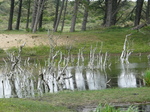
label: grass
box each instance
[144,70,150,86]
[0,87,150,112]
[96,104,121,112]
[0,27,149,57]
[33,87,150,111]
[0,98,71,112]
[54,27,148,53]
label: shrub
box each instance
[144,70,150,86]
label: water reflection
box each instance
[65,67,107,91]
[118,63,137,88]
[0,55,149,98]
[140,104,150,112]
[0,75,11,98]
[86,69,106,90]
[118,72,137,88]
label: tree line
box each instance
[1,0,150,33]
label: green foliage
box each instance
[96,104,120,112]
[38,28,47,32]
[43,16,54,21]
[0,48,4,53]
[144,70,150,86]
[142,25,150,32]
[26,28,31,32]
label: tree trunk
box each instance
[103,0,108,26]
[26,0,31,29]
[54,0,65,32]
[61,0,68,32]
[81,0,90,31]
[38,9,43,29]
[31,0,38,30]
[32,0,45,33]
[53,0,60,29]
[105,0,113,27]
[16,0,23,30]
[134,0,144,26]
[111,0,118,25]
[146,0,150,24]
[8,0,15,30]
[70,0,79,32]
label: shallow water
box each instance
[79,103,150,112]
[0,54,149,98]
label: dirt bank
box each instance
[0,34,50,50]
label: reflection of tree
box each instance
[75,67,86,90]
[119,54,137,88]
[86,69,106,90]
[119,34,136,88]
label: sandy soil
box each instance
[0,34,51,50]
[0,33,96,50]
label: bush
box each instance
[144,70,150,86]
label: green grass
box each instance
[0,87,150,111]
[33,87,150,110]
[96,104,120,112]
[0,27,149,57]
[0,98,71,112]
[144,70,150,86]
[55,27,150,54]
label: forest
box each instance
[0,0,150,33]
